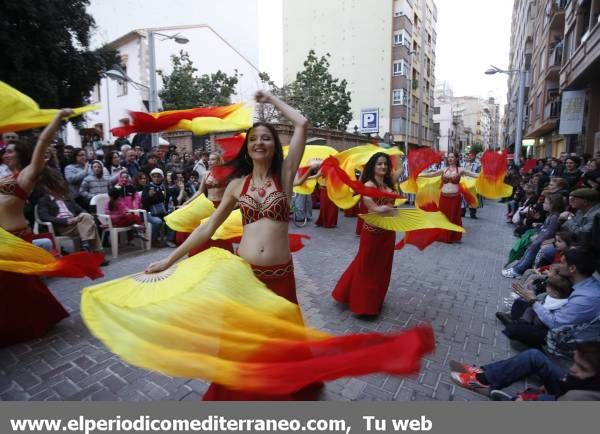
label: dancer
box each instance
[0,110,72,346]
[420,151,479,243]
[332,152,398,316]
[146,90,320,400]
[315,182,338,228]
[176,151,234,255]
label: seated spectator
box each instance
[79,160,112,204]
[188,170,200,194]
[140,153,164,175]
[0,145,11,178]
[449,341,600,400]
[541,177,569,200]
[104,186,145,237]
[503,193,565,278]
[582,158,600,190]
[165,153,183,174]
[104,151,123,179]
[36,170,104,256]
[496,275,573,348]
[512,247,600,331]
[141,168,169,247]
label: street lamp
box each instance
[147,31,189,147]
[485,64,526,166]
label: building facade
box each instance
[281,0,437,147]
[505,0,600,159]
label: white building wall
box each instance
[434,102,452,153]
[282,0,393,133]
[79,26,262,145]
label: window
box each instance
[393,29,411,47]
[433,106,441,115]
[393,60,407,76]
[117,56,128,97]
[391,117,408,134]
[392,88,407,105]
[91,83,101,103]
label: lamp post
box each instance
[485,65,526,166]
[147,31,189,147]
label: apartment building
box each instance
[506,0,600,158]
[282,0,437,147]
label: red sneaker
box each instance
[450,371,490,394]
[448,360,483,374]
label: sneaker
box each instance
[165,241,177,248]
[495,311,512,326]
[501,268,520,278]
[450,371,490,394]
[490,389,514,401]
[448,360,483,374]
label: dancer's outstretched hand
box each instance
[146,258,171,274]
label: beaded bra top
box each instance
[0,172,28,201]
[204,173,223,189]
[442,168,461,184]
[238,175,290,225]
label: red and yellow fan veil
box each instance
[0,228,104,279]
[0,81,98,133]
[81,248,434,394]
[283,145,338,195]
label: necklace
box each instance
[250,176,272,197]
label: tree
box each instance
[254,72,282,123]
[0,0,119,108]
[285,50,352,131]
[158,51,239,110]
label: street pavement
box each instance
[1,200,532,401]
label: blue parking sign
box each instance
[361,108,379,133]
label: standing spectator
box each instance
[462,151,482,218]
[121,149,140,179]
[0,146,11,178]
[165,152,183,174]
[64,148,91,204]
[79,160,112,204]
[188,170,200,194]
[193,152,209,180]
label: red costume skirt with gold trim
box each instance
[0,229,69,347]
[436,193,462,244]
[332,224,396,315]
[315,188,338,228]
[202,258,322,401]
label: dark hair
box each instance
[546,274,573,298]
[360,152,395,191]
[226,122,284,179]
[69,148,86,165]
[575,342,600,373]
[39,167,70,198]
[565,156,581,167]
[190,170,199,178]
[563,247,599,277]
[555,231,580,247]
[104,150,120,168]
[545,193,566,214]
[446,151,460,167]
[13,139,34,169]
[108,186,121,211]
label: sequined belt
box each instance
[251,259,294,279]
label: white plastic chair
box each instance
[33,205,80,252]
[90,193,151,258]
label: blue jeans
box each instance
[146,215,163,241]
[513,241,541,274]
[483,349,565,394]
[293,194,312,221]
[536,245,556,267]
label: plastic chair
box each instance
[90,193,151,258]
[33,205,80,252]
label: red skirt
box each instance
[315,188,338,228]
[344,202,360,217]
[0,229,69,347]
[203,258,321,401]
[332,225,396,315]
[436,193,462,243]
[355,202,368,235]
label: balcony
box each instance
[543,100,561,120]
[545,43,562,79]
[525,100,560,138]
[547,0,566,31]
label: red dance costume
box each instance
[203,175,321,401]
[315,187,338,228]
[436,169,462,244]
[0,174,69,347]
[355,202,368,235]
[178,174,235,255]
[332,197,396,315]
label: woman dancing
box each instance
[420,151,479,243]
[0,110,72,346]
[332,152,398,316]
[146,91,320,400]
[176,151,234,255]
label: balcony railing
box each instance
[549,43,563,66]
[544,100,561,120]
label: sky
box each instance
[435,0,513,107]
[87,0,514,108]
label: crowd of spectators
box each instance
[0,132,210,252]
[450,150,600,401]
